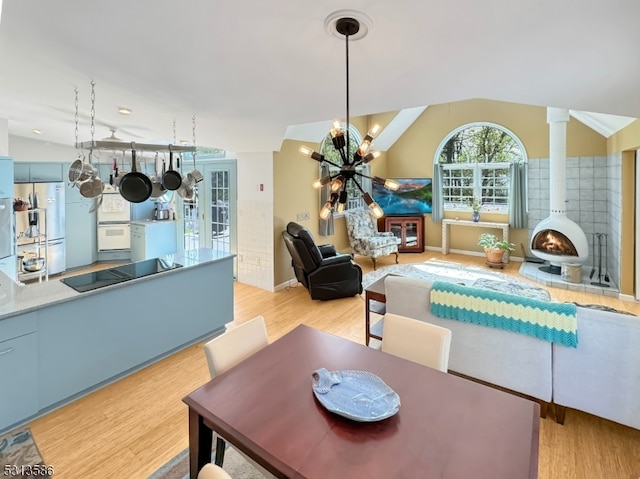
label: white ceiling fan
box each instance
[102,128,124,141]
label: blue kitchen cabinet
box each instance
[65,201,97,269]
[65,180,97,269]
[0,158,16,281]
[14,163,64,183]
[36,256,232,410]
[13,163,30,183]
[130,221,177,262]
[0,313,38,431]
[65,179,87,204]
[0,157,14,197]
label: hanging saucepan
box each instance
[177,174,195,200]
[79,174,105,198]
[188,152,203,184]
[119,145,152,203]
[68,154,95,185]
[150,153,166,199]
[78,151,104,198]
[162,147,182,191]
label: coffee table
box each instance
[183,325,540,479]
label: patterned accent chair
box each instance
[343,208,399,270]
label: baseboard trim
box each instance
[274,278,300,291]
[427,246,524,263]
[618,293,637,303]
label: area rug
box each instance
[362,258,550,300]
[148,444,264,479]
[0,428,48,478]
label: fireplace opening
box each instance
[531,229,578,256]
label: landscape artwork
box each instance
[372,178,433,215]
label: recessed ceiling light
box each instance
[32,129,42,135]
[118,107,132,115]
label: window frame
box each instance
[318,124,371,215]
[435,122,527,214]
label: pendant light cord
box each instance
[345,29,350,165]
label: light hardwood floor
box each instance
[26,251,640,478]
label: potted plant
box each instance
[13,198,29,211]
[477,233,515,266]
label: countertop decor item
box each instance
[13,198,29,211]
[311,367,400,422]
[299,14,399,219]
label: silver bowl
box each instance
[23,257,45,272]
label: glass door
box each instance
[405,221,418,248]
[178,160,237,274]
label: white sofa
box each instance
[552,306,640,429]
[383,275,640,429]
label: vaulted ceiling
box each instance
[0,1,638,153]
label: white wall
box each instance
[236,151,274,290]
[0,119,8,156]
[9,135,76,162]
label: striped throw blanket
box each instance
[430,281,578,347]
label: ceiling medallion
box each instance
[324,9,373,41]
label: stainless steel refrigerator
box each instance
[14,182,66,277]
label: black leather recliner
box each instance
[282,222,363,300]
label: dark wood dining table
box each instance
[183,324,540,479]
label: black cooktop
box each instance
[61,258,183,292]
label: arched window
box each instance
[435,122,526,213]
[318,124,371,212]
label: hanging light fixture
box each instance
[300,15,398,220]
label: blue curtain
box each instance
[431,164,444,222]
[508,162,527,228]
[318,164,334,235]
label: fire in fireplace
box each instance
[532,229,578,256]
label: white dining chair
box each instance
[203,315,274,478]
[198,463,232,479]
[204,315,269,378]
[381,313,452,372]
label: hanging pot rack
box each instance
[77,139,196,153]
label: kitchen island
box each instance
[0,248,234,433]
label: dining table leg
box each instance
[188,407,213,479]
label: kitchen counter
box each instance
[0,248,231,321]
[129,219,177,225]
[0,248,234,433]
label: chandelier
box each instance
[299,15,398,220]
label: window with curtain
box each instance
[436,123,526,213]
[318,124,371,212]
